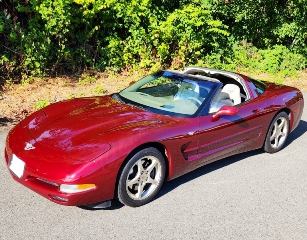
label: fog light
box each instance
[60,184,96,193]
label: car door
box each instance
[194,97,266,168]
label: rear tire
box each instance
[264,112,289,153]
[117,147,166,207]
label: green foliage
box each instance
[34,98,50,110]
[77,92,85,97]
[78,74,97,85]
[230,43,306,76]
[149,4,229,68]
[215,0,307,51]
[21,75,34,85]
[1,0,228,78]
[1,0,307,81]
[93,85,107,95]
[67,93,75,99]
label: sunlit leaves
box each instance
[1,0,307,79]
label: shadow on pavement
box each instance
[0,117,12,126]
[78,200,124,211]
[156,149,263,201]
[285,120,307,146]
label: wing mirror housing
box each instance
[212,106,238,121]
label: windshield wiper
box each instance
[113,93,148,111]
[126,103,147,111]
[112,93,125,103]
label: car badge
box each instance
[24,142,35,150]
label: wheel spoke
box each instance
[272,136,278,147]
[147,177,158,185]
[279,132,286,137]
[126,160,144,187]
[145,158,158,173]
[277,118,285,130]
[270,124,277,141]
[137,160,145,174]
[127,175,140,187]
[270,132,277,141]
[135,182,145,199]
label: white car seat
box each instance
[209,84,241,113]
[221,84,241,105]
[209,91,234,113]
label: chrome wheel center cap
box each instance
[141,173,148,181]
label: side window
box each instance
[250,78,266,97]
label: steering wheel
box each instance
[187,97,202,106]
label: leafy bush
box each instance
[0,0,229,79]
[0,0,306,82]
[230,43,306,75]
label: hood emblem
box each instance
[25,142,35,150]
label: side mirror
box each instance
[212,106,238,121]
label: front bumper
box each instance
[4,125,118,206]
[5,148,106,206]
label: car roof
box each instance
[180,66,251,100]
[165,69,221,83]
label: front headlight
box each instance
[68,143,111,162]
[60,184,96,193]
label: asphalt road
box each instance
[1,94,307,240]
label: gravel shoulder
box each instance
[1,70,307,131]
[0,71,144,131]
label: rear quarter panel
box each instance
[261,83,303,133]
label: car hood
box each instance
[21,95,177,162]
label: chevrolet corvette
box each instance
[4,66,304,208]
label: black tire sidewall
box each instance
[117,147,166,207]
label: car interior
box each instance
[120,68,251,116]
[181,68,250,113]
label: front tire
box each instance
[117,147,166,207]
[264,112,289,153]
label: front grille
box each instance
[26,176,59,190]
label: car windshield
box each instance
[119,71,219,117]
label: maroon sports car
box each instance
[4,66,304,208]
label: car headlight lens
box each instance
[60,184,96,193]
